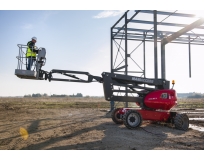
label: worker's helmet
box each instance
[31,37,37,41]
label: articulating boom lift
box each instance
[15,10,204,131]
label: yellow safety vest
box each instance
[26,42,36,57]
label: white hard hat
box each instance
[31,36,37,41]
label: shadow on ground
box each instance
[20,118,188,150]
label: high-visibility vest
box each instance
[26,42,36,57]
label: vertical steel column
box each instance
[110,28,114,111]
[143,32,146,87]
[143,32,146,78]
[154,10,158,80]
[189,36,191,78]
[125,12,128,108]
[161,41,166,79]
[111,28,113,73]
[125,12,128,76]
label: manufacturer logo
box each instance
[132,77,154,83]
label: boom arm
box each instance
[40,69,103,83]
[39,69,170,103]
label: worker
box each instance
[26,37,38,70]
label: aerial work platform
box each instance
[15,44,46,80]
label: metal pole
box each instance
[143,32,146,87]
[189,36,191,78]
[110,28,114,111]
[125,12,128,108]
[111,28,113,73]
[161,41,166,79]
[154,10,158,79]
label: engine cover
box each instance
[144,89,177,110]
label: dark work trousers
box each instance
[27,57,36,70]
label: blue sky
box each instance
[0,10,126,96]
[0,8,204,96]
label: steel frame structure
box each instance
[111,10,204,107]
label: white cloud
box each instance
[93,10,125,19]
[21,23,33,29]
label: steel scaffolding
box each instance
[110,10,204,108]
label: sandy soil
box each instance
[0,106,203,150]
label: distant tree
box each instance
[32,93,42,97]
[187,93,204,98]
[76,93,83,97]
[51,94,67,97]
[69,93,83,97]
[24,94,31,97]
[43,93,48,97]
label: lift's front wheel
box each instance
[174,113,189,131]
[111,108,123,124]
[123,110,142,129]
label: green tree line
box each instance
[24,93,83,97]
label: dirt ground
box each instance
[0,98,204,150]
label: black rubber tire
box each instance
[123,110,142,129]
[111,108,123,124]
[174,113,189,131]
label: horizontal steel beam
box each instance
[113,32,144,36]
[162,18,204,45]
[137,10,197,18]
[129,19,204,29]
[114,35,204,43]
[115,33,204,42]
[113,27,204,37]
[114,38,204,45]
[114,35,155,39]
[172,38,204,43]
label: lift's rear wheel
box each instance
[111,108,123,124]
[123,110,142,129]
[174,113,189,131]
